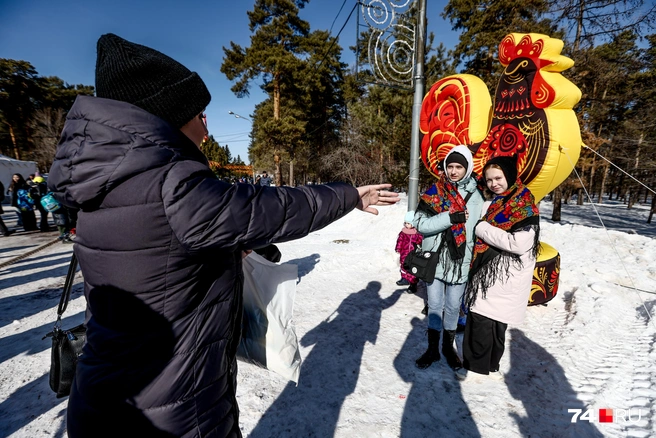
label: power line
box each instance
[213,139,250,143]
[314,2,358,74]
[304,2,358,137]
[210,130,251,136]
[329,0,350,35]
[214,134,251,141]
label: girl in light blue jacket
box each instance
[407,145,484,370]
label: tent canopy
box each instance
[0,154,38,193]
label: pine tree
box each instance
[0,60,42,159]
[549,0,656,51]
[0,59,93,163]
[442,0,558,87]
[221,0,310,186]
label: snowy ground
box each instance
[0,195,655,438]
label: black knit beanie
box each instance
[445,151,468,169]
[95,33,211,129]
[483,155,518,186]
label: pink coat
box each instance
[470,221,536,325]
[395,228,423,282]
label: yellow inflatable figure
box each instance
[420,33,582,305]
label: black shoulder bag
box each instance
[403,190,475,282]
[42,253,86,398]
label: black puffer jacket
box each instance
[48,96,359,437]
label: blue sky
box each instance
[0,0,457,163]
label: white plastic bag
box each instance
[237,252,301,383]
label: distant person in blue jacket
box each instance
[258,170,272,186]
[48,33,399,438]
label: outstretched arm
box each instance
[356,184,400,215]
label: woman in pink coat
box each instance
[459,155,540,378]
[395,218,423,293]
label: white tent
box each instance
[0,154,38,194]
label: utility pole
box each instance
[228,111,254,181]
[407,0,426,211]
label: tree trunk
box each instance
[589,154,597,201]
[627,133,642,209]
[289,159,294,187]
[551,186,562,222]
[648,194,655,224]
[577,164,585,205]
[379,147,384,184]
[273,76,282,187]
[597,141,614,203]
[574,0,584,51]
[9,124,21,160]
[273,152,281,186]
[617,173,626,202]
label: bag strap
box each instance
[56,253,78,321]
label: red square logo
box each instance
[599,408,613,423]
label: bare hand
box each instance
[356,184,400,215]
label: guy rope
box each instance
[565,145,656,326]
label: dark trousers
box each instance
[0,216,9,235]
[462,311,507,375]
[20,209,37,231]
[35,203,49,231]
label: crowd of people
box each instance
[1,172,77,242]
[0,169,278,241]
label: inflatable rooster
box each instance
[419,33,583,305]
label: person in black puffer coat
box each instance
[48,33,399,438]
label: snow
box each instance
[0,194,655,437]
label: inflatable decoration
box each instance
[420,74,492,176]
[420,33,582,305]
[531,242,560,305]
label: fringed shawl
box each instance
[465,181,540,308]
[418,173,473,280]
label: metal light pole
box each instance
[407,0,427,211]
[228,110,251,122]
[227,111,254,180]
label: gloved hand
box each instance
[450,211,467,224]
[404,211,416,223]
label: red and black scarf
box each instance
[417,173,473,279]
[465,180,540,308]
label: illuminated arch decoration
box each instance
[419,33,583,305]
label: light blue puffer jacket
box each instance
[409,175,484,284]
